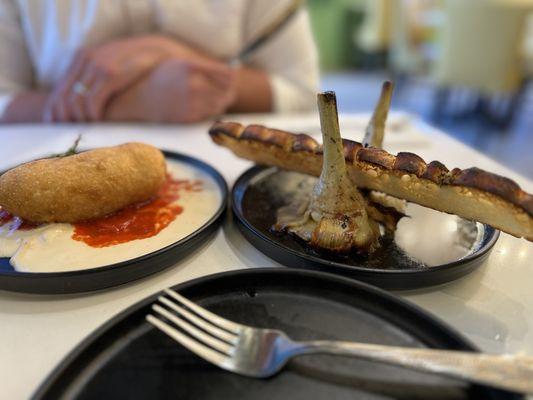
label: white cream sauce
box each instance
[394,203,483,266]
[0,160,222,273]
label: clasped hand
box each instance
[43,35,236,123]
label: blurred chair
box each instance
[308,0,366,70]
[389,0,441,78]
[432,0,533,127]
[525,14,533,77]
[354,0,393,68]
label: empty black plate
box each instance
[34,269,518,400]
[0,151,227,295]
[232,167,499,290]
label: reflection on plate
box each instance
[395,203,484,266]
[232,167,499,290]
[0,151,227,294]
[34,269,519,400]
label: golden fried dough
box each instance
[0,143,166,223]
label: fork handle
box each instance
[292,341,533,394]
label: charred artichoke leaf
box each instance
[367,190,406,215]
[363,196,405,233]
[362,81,394,149]
[362,80,408,216]
[276,195,310,229]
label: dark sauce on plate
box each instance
[241,169,482,271]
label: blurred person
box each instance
[0,0,319,124]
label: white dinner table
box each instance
[1,113,532,400]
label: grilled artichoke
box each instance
[274,91,383,253]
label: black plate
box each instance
[33,269,518,400]
[232,166,499,290]
[0,151,228,295]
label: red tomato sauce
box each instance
[72,175,203,248]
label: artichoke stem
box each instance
[362,80,394,149]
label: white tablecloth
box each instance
[1,113,532,399]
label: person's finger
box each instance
[68,70,97,122]
[210,94,232,115]
[86,69,136,121]
[47,88,69,122]
[53,100,70,123]
[205,84,234,113]
[86,54,160,121]
[190,59,232,76]
[188,72,232,119]
[76,64,109,121]
[49,96,65,122]
[61,49,92,99]
[45,87,72,123]
[193,73,230,100]
[42,97,55,123]
[85,78,114,121]
[192,92,226,121]
[189,61,233,87]
[50,49,93,122]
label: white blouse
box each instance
[0,0,319,116]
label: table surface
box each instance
[1,113,532,400]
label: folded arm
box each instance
[0,0,43,123]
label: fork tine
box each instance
[158,296,238,344]
[146,314,233,370]
[164,289,241,333]
[152,304,234,355]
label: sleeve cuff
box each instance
[269,74,316,113]
[0,93,14,120]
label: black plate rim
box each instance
[32,268,519,400]
[232,166,499,279]
[0,150,228,291]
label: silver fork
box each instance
[146,289,533,394]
